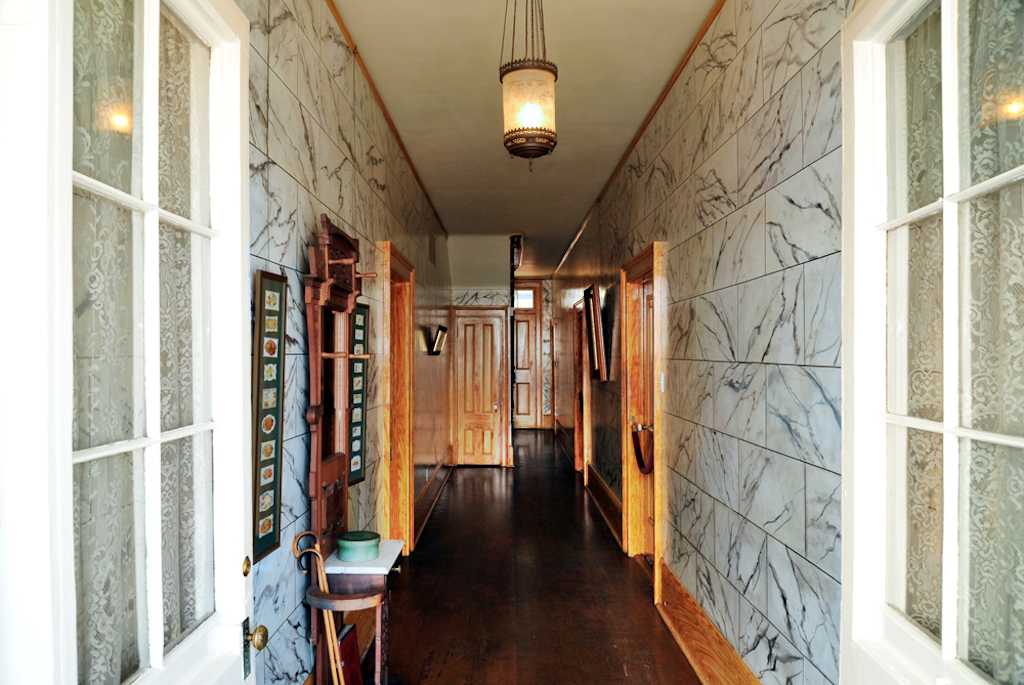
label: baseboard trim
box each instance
[414,452,455,547]
[585,465,623,548]
[656,561,759,685]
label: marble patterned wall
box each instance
[553,0,844,682]
[240,0,452,680]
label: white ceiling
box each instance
[334,0,717,277]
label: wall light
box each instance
[499,0,557,159]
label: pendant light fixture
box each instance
[499,0,557,159]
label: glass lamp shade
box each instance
[501,67,556,158]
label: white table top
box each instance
[323,539,404,575]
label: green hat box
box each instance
[336,531,381,562]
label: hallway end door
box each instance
[513,281,544,429]
[455,308,509,466]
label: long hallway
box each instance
[382,430,699,684]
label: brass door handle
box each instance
[246,624,268,651]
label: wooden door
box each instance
[456,309,508,466]
[573,306,587,472]
[513,310,542,428]
[641,277,655,558]
[386,244,414,552]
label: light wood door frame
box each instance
[380,242,415,553]
[574,301,591,478]
[454,307,510,466]
[621,243,665,598]
[512,280,544,428]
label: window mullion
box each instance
[939,0,962,663]
[140,0,165,666]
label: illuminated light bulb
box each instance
[109,112,131,132]
[1005,101,1024,119]
[518,103,544,128]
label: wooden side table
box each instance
[305,540,404,685]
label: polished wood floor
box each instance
[375,429,701,685]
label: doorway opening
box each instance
[512,280,545,429]
[621,244,662,589]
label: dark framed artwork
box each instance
[252,270,287,562]
[348,303,369,485]
[583,285,607,381]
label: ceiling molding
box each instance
[323,0,450,237]
[553,0,727,275]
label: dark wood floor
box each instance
[375,429,700,685]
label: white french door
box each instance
[844,0,1024,684]
[65,0,251,680]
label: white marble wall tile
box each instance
[761,0,844,99]
[297,37,338,139]
[643,154,678,220]
[697,553,741,644]
[716,504,768,612]
[674,58,698,123]
[315,124,354,224]
[737,76,804,206]
[250,47,269,154]
[739,443,805,553]
[666,300,697,360]
[804,254,841,366]
[250,146,271,258]
[253,537,296,635]
[451,289,511,307]
[766,147,841,270]
[696,289,740,362]
[738,597,805,685]
[714,197,767,289]
[317,4,353,103]
[803,659,831,685]
[692,0,738,99]
[766,365,841,472]
[265,162,301,270]
[664,518,700,592]
[668,472,716,558]
[279,433,309,527]
[289,0,316,48]
[282,353,309,441]
[667,231,714,302]
[714,362,767,444]
[719,33,763,147]
[264,605,313,685]
[661,412,701,481]
[281,267,308,355]
[801,35,841,165]
[268,0,298,91]
[663,359,714,426]
[680,88,719,178]
[697,430,739,509]
[268,72,317,194]
[766,537,841,682]
[805,464,841,580]
[739,266,804,364]
[694,134,738,228]
[736,0,778,49]
[238,0,269,60]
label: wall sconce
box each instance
[428,326,448,356]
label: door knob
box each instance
[246,624,269,652]
[493,404,499,413]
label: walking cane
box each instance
[295,531,346,685]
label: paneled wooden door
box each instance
[455,308,508,466]
[513,281,543,428]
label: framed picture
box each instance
[252,271,287,562]
[348,303,369,484]
[583,285,607,381]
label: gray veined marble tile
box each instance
[718,32,763,148]
[697,552,741,644]
[674,58,698,124]
[803,659,832,685]
[761,0,844,100]
[663,518,700,594]
[250,146,271,259]
[804,253,841,367]
[738,596,805,685]
[268,70,317,195]
[693,134,738,228]
[666,299,697,360]
[737,76,804,206]
[714,362,767,444]
[739,267,804,364]
[268,0,298,92]
[663,359,714,426]
[253,541,296,636]
[805,465,841,580]
[279,433,310,528]
[766,365,841,472]
[669,472,716,559]
[716,504,769,612]
[766,536,841,683]
[643,153,677,220]
[667,232,713,303]
[695,288,740,362]
[239,0,270,61]
[801,34,841,165]
[250,47,269,154]
[282,353,309,442]
[264,605,313,685]
[317,0,353,95]
[766,147,841,271]
[679,88,718,178]
[289,0,317,48]
[661,412,701,481]
[297,36,339,138]
[315,124,354,225]
[282,266,308,355]
[736,0,778,50]
[739,443,805,553]
[696,429,740,509]
[265,162,300,270]
[714,196,767,289]
[692,0,738,100]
